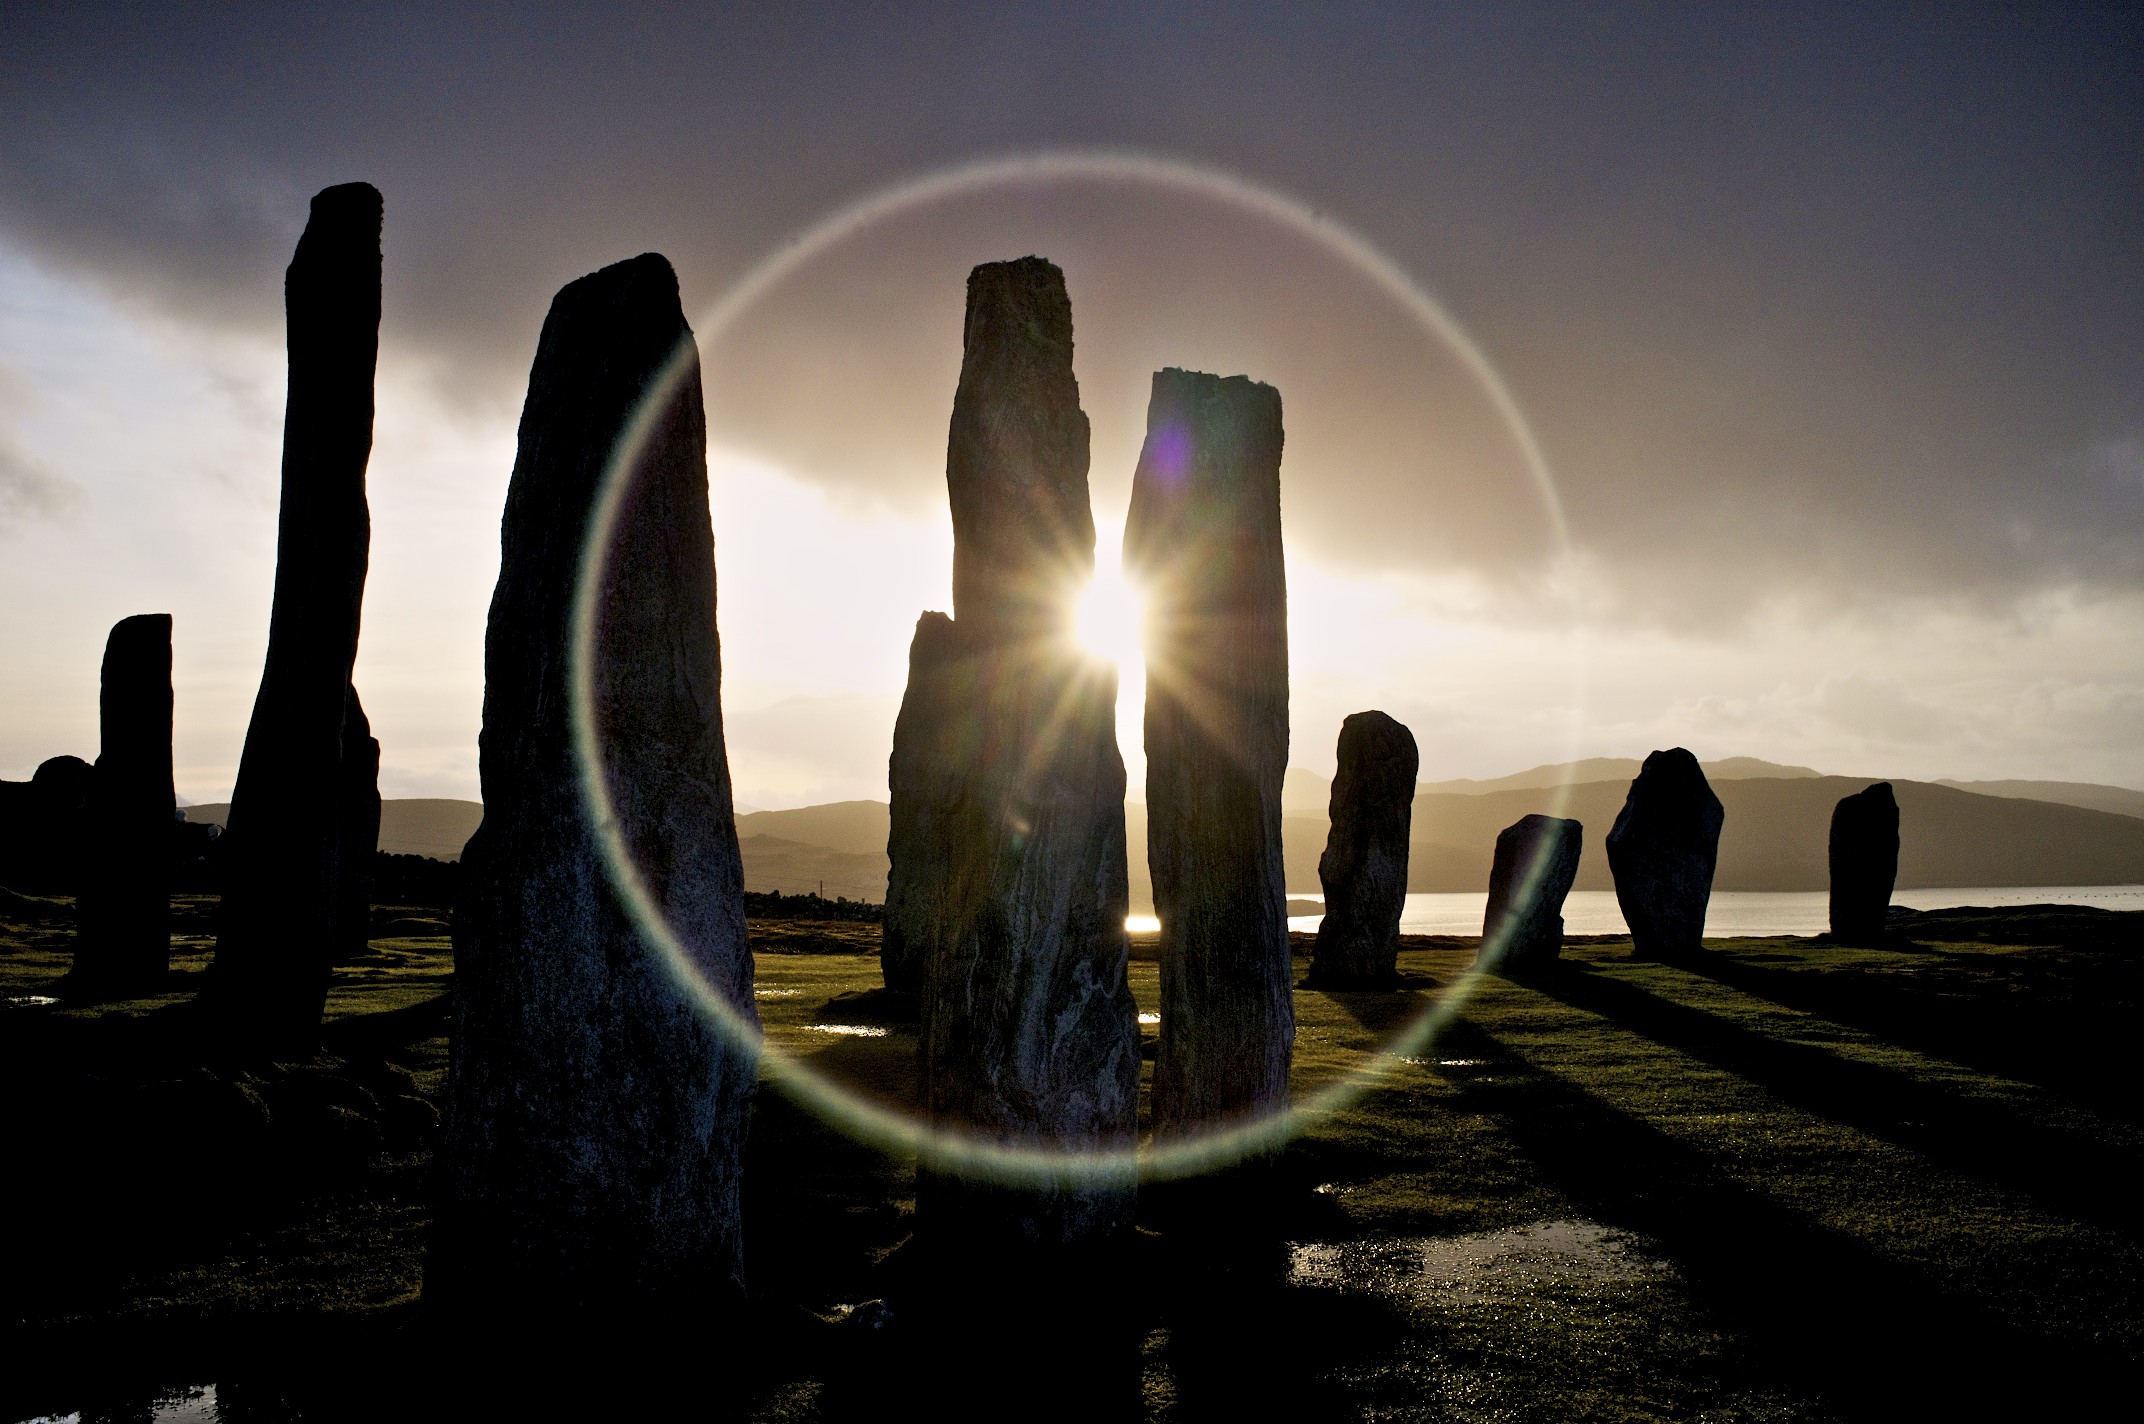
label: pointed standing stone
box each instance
[1829,782,1899,944]
[1481,814,1582,977]
[209,182,380,1050]
[433,253,757,1318]
[917,257,1139,1283]
[882,610,966,995]
[1605,748,1723,960]
[1307,711,1417,988]
[333,687,381,964]
[72,613,176,996]
[1125,367,1292,1136]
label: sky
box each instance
[0,3,2138,807]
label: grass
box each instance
[1,897,2139,1420]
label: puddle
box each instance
[807,1024,889,1038]
[17,1384,217,1423]
[6,995,59,1007]
[754,987,799,998]
[1289,1220,1668,1305]
[1138,1012,1160,1025]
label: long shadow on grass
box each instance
[1437,1014,2128,1418]
[1533,964,2144,1233]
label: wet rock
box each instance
[1308,712,1418,988]
[1124,367,1292,1135]
[1481,815,1583,977]
[332,687,381,965]
[72,614,176,996]
[210,183,382,1053]
[918,257,1139,1282]
[1829,782,1900,944]
[435,252,757,1319]
[1605,749,1723,960]
[882,610,966,994]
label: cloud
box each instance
[0,428,79,525]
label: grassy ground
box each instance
[2,897,2140,1420]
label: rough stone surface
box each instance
[333,687,381,965]
[210,182,380,1050]
[1481,814,1583,977]
[434,252,757,1318]
[882,610,966,995]
[918,257,1139,1272]
[72,614,176,995]
[1125,367,1292,1136]
[1606,748,1724,959]
[1308,711,1417,988]
[1829,782,1900,943]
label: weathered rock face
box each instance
[1829,782,1900,944]
[1605,748,1724,959]
[1125,367,1292,1135]
[1481,814,1583,977]
[918,257,1139,1272]
[1308,711,1417,988]
[882,610,967,995]
[333,687,381,965]
[72,613,176,995]
[434,252,757,1318]
[210,182,381,1050]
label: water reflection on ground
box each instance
[17,1383,217,1423]
[1289,1218,1671,1306]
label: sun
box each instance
[1072,533,1145,675]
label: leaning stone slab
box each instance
[1480,814,1582,977]
[1829,782,1899,944]
[72,613,176,996]
[1125,366,1292,1136]
[1307,711,1417,988]
[882,610,966,995]
[1605,748,1723,960]
[434,252,757,1319]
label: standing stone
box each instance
[1125,367,1292,1136]
[1480,815,1582,977]
[1605,748,1723,960]
[433,253,757,1320]
[1307,711,1417,988]
[1829,782,1899,944]
[71,614,176,996]
[882,610,966,995]
[332,687,381,964]
[0,757,93,893]
[918,258,1139,1286]
[209,182,380,1051]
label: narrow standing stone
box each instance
[1307,711,1417,988]
[882,610,966,995]
[1829,782,1899,944]
[1605,748,1723,960]
[72,613,176,996]
[332,687,380,964]
[433,253,757,1319]
[918,258,1139,1285]
[209,182,380,1051]
[1481,814,1582,977]
[1125,367,1291,1136]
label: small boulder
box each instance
[1480,815,1582,977]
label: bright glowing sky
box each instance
[1,5,2138,805]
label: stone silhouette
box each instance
[917,257,1139,1280]
[0,756,93,893]
[71,614,176,996]
[1307,711,1417,988]
[434,253,758,1319]
[1481,814,1583,977]
[882,610,965,995]
[333,687,381,965]
[1125,367,1292,1135]
[1829,781,1900,944]
[1606,748,1724,959]
[209,182,381,1051]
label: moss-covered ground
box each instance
[2,897,2140,1420]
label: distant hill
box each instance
[185,798,483,861]
[1938,778,2144,822]
[736,833,887,901]
[1415,756,1825,797]
[734,800,888,856]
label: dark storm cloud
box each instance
[1,2,2137,618]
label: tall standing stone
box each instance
[433,253,757,1319]
[882,610,966,995]
[1829,782,1899,944]
[918,258,1139,1287]
[71,613,176,996]
[209,182,380,1050]
[1480,814,1582,977]
[1605,748,1723,960]
[1307,711,1417,988]
[332,687,381,964]
[1125,367,1292,1137]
